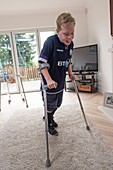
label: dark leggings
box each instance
[42,90,64,113]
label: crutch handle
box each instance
[43,85,48,90]
[43,82,58,90]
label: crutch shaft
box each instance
[40,73,51,167]
[43,87,51,167]
[6,80,11,104]
[76,89,88,125]
[15,74,28,108]
[20,77,28,108]
[73,81,90,130]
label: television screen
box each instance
[72,44,98,73]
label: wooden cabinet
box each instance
[65,72,98,93]
[110,0,113,36]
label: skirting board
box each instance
[98,106,113,121]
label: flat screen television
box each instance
[72,44,98,73]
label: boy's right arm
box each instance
[41,68,57,89]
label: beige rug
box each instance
[0,104,113,170]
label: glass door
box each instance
[0,34,18,94]
[38,28,55,51]
[0,28,56,94]
[39,31,55,51]
[12,31,40,92]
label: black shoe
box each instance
[52,119,58,128]
[43,116,58,128]
[48,124,58,136]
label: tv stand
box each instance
[65,72,98,93]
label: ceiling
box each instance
[0,0,92,16]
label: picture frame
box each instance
[103,92,113,109]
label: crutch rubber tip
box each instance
[86,125,90,130]
[45,159,51,167]
[22,98,25,102]
[8,100,11,104]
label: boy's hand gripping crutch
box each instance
[73,80,90,130]
[40,73,51,167]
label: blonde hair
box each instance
[56,12,75,31]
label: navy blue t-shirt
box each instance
[38,34,74,94]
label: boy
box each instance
[38,12,76,136]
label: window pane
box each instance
[40,31,55,50]
[0,34,18,94]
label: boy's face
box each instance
[56,22,75,46]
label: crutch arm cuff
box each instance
[38,63,50,71]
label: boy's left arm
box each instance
[68,61,76,81]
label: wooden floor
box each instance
[75,91,113,148]
[1,91,113,148]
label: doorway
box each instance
[0,28,55,94]
[12,31,40,92]
[0,33,18,94]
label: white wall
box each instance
[0,10,88,47]
[1,2,113,94]
[87,0,113,93]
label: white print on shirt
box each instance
[57,61,69,67]
[57,49,64,52]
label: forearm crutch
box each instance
[73,81,90,130]
[15,74,28,108]
[40,73,51,167]
[6,80,11,104]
